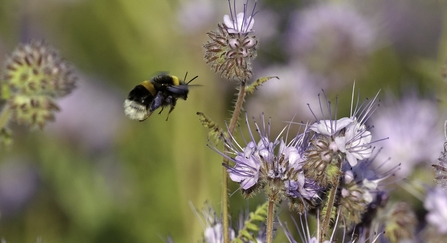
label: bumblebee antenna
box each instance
[184,71,198,84]
[187,75,198,84]
[183,72,188,83]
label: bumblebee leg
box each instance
[158,107,164,115]
[165,105,175,121]
[165,98,177,121]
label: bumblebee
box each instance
[124,73,198,121]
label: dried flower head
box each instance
[203,0,259,82]
[1,40,77,129]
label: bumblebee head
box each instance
[169,72,198,100]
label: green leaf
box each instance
[196,111,228,143]
[245,76,279,95]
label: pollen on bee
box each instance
[124,99,148,121]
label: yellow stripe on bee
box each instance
[171,76,180,86]
[141,80,156,96]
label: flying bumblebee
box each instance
[124,73,198,121]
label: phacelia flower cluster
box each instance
[303,92,378,188]
[1,40,77,129]
[338,153,394,228]
[203,0,259,82]
[212,114,321,212]
[213,89,391,222]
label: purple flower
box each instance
[372,92,445,177]
[212,113,321,206]
[425,187,447,234]
[307,88,378,167]
[228,141,262,190]
[223,0,257,34]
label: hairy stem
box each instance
[320,184,338,242]
[222,81,246,243]
[320,158,342,243]
[266,198,276,243]
[229,82,246,132]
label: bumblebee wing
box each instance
[167,84,202,94]
[167,85,189,94]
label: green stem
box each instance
[320,157,342,243]
[0,105,11,130]
[320,184,338,242]
[265,199,276,243]
[229,82,246,132]
[223,81,246,243]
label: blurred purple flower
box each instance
[47,76,124,152]
[177,0,215,33]
[287,3,376,59]
[372,92,444,178]
[246,62,329,121]
[0,158,39,217]
[424,187,447,234]
[286,3,378,88]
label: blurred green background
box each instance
[0,0,446,242]
[0,0,228,242]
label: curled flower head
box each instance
[303,88,378,187]
[1,40,77,129]
[3,40,76,97]
[211,113,321,210]
[203,0,259,81]
[338,150,395,228]
[383,202,417,242]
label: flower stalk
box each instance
[0,106,12,132]
[320,155,342,242]
[266,198,276,243]
[222,81,246,243]
[320,178,339,242]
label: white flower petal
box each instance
[345,152,358,166]
[310,117,353,135]
[223,14,233,28]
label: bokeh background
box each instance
[0,0,446,242]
